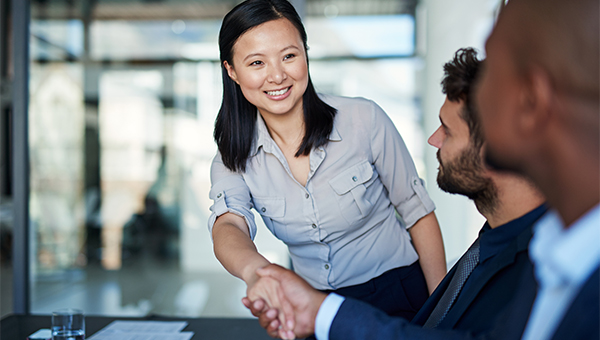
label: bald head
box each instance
[501,0,599,100]
[478,0,600,164]
[496,0,599,140]
[476,0,599,225]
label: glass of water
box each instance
[51,308,85,340]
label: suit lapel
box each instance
[438,226,532,328]
[551,266,600,340]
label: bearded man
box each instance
[412,47,546,334]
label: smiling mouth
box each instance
[265,87,290,96]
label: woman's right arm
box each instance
[210,151,268,284]
[209,154,294,333]
[212,212,270,287]
[213,212,295,335]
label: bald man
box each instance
[475,0,599,339]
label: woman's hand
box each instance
[242,297,282,337]
[246,274,296,339]
[254,265,327,339]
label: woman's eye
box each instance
[250,60,263,66]
[284,54,295,60]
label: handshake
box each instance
[242,264,328,339]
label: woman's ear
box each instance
[223,61,239,84]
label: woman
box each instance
[209,0,446,326]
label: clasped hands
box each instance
[243,264,328,339]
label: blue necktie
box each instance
[423,238,481,328]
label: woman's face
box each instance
[224,18,309,119]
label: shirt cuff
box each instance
[315,293,345,340]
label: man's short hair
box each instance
[442,48,484,148]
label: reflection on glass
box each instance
[306,15,415,58]
[90,20,221,61]
[29,62,85,274]
[31,20,83,61]
[99,69,166,269]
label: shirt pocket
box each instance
[252,196,288,241]
[329,160,377,225]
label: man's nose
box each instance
[428,126,443,148]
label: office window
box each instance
[18,0,424,318]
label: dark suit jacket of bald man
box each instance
[326,203,598,339]
[327,252,599,340]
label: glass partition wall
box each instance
[20,0,424,318]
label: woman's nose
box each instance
[267,64,287,84]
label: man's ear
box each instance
[223,61,239,84]
[479,141,496,172]
[478,140,487,160]
[518,66,553,135]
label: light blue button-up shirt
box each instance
[522,204,600,340]
[208,94,435,290]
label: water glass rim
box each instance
[52,308,84,316]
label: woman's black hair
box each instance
[215,0,337,172]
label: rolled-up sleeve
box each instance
[369,101,435,228]
[208,152,258,240]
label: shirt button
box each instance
[352,176,358,182]
[261,207,266,213]
[413,179,418,185]
[312,224,317,229]
[217,193,222,198]
[324,264,330,270]
[305,193,309,199]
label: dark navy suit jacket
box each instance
[410,208,540,334]
[549,266,599,340]
[328,262,599,340]
[327,205,599,340]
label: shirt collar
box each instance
[250,113,273,157]
[478,204,548,263]
[530,204,600,288]
[250,112,342,157]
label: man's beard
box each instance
[437,145,498,214]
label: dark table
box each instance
[1,314,273,339]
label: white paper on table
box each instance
[87,330,194,340]
[96,320,188,332]
[86,321,193,340]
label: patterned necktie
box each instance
[423,238,481,328]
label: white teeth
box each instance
[266,87,289,96]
